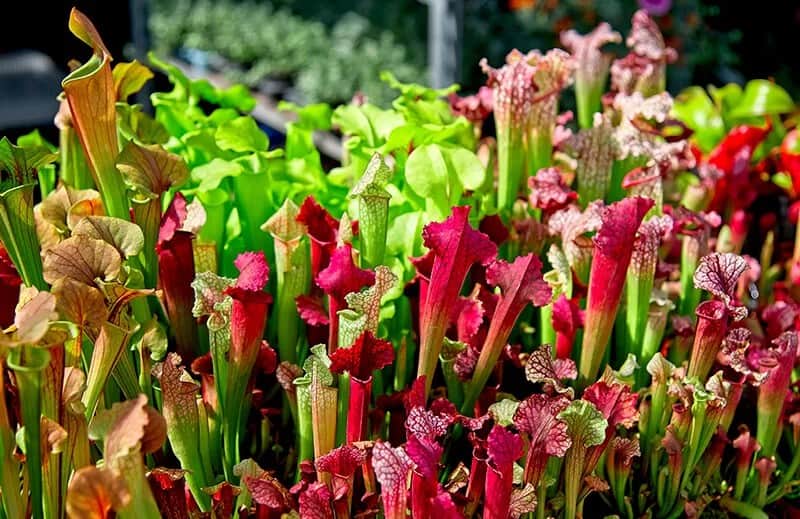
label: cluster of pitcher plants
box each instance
[1,7,800,519]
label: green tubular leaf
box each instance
[349,153,392,269]
[7,344,51,519]
[558,399,607,449]
[440,337,466,407]
[559,399,607,519]
[154,354,213,511]
[88,395,163,519]
[62,11,129,221]
[0,359,24,519]
[59,126,94,190]
[0,184,46,289]
[82,322,132,418]
[338,266,397,348]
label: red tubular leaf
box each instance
[298,482,334,519]
[407,436,444,480]
[316,444,367,478]
[582,381,639,429]
[406,407,452,441]
[226,287,271,369]
[297,196,339,278]
[147,469,190,519]
[317,245,375,351]
[732,425,760,472]
[204,482,239,519]
[346,376,372,443]
[514,393,572,486]
[372,441,413,519]
[487,425,523,467]
[157,194,198,362]
[687,300,729,380]
[465,254,550,412]
[329,330,394,380]
[484,425,523,519]
[234,251,270,291]
[594,196,654,259]
[524,343,577,394]
[0,245,21,328]
[316,244,375,301]
[693,252,749,307]
[580,196,652,384]
[552,295,584,359]
[419,206,497,393]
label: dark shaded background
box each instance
[1,2,133,71]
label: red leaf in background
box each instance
[761,301,799,340]
[449,86,494,126]
[708,123,772,176]
[0,245,21,327]
[296,294,330,326]
[707,122,771,211]
[780,128,800,193]
[528,167,577,212]
[479,214,510,247]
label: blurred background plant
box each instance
[149,0,743,107]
